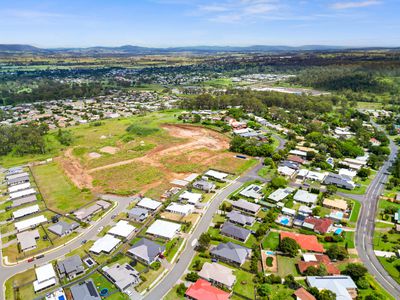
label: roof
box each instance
[323,199,348,211]
[11,194,37,207]
[280,231,324,252]
[8,182,31,193]
[137,198,162,210]
[226,211,255,225]
[74,202,105,220]
[220,222,251,241]
[193,180,215,190]
[57,255,84,275]
[198,262,236,288]
[12,204,39,219]
[282,207,296,216]
[185,279,230,300]
[70,279,101,300]
[128,207,148,217]
[103,263,139,291]
[17,229,39,250]
[90,234,121,254]
[239,184,263,199]
[304,217,333,234]
[289,149,307,157]
[268,187,295,202]
[179,191,202,204]
[6,172,29,181]
[298,254,340,275]
[293,287,317,300]
[232,199,261,213]
[48,221,78,236]
[128,238,165,263]
[146,220,181,239]
[307,276,357,300]
[211,242,251,265]
[288,155,305,164]
[108,220,136,238]
[294,190,318,204]
[15,215,47,232]
[35,263,56,282]
[166,202,194,215]
[278,166,296,176]
[9,188,36,200]
[205,170,228,180]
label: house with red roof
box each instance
[287,155,305,164]
[297,254,340,275]
[280,231,324,253]
[302,217,333,234]
[293,287,316,300]
[185,279,230,300]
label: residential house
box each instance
[210,242,252,266]
[17,229,40,252]
[323,199,348,212]
[102,263,140,291]
[198,262,236,289]
[204,170,228,181]
[136,198,162,211]
[165,202,194,216]
[33,264,57,292]
[48,221,79,237]
[70,279,101,300]
[90,234,121,255]
[278,166,296,177]
[268,187,295,203]
[128,238,165,265]
[146,220,181,240]
[226,211,255,227]
[179,191,202,205]
[306,276,358,300]
[193,180,216,192]
[280,232,324,253]
[57,255,85,280]
[185,279,230,300]
[220,222,251,242]
[293,287,316,300]
[302,217,333,234]
[324,173,355,190]
[297,254,340,275]
[288,155,305,165]
[108,220,136,239]
[239,184,263,199]
[127,207,148,222]
[231,199,261,215]
[293,190,318,205]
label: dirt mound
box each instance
[100,146,119,154]
[58,148,93,189]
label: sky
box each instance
[0,0,399,48]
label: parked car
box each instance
[97,226,104,232]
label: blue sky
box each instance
[0,0,399,47]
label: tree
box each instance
[365,292,385,300]
[176,283,186,296]
[343,263,368,281]
[257,284,271,297]
[270,176,287,189]
[197,233,211,252]
[192,114,201,123]
[185,272,200,282]
[317,289,336,300]
[326,185,338,195]
[326,244,348,261]
[312,207,321,216]
[280,237,300,257]
[357,167,371,179]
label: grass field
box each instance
[32,162,93,213]
[5,268,36,300]
[277,255,300,277]
[262,231,280,250]
[349,200,361,223]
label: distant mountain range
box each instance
[0,44,398,55]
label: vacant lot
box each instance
[32,161,93,213]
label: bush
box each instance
[279,237,300,257]
[186,272,200,282]
[176,283,186,296]
[266,257,273,267]
[356,277,370,289]
[126,124,159,136]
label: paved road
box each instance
[355,125,400,298]
[144,161,263,300]
[0,195,133,299]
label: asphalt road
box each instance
[144,161,263,300]
[355,127,400,298]
[0,195,133,299]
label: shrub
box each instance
[266,257,273,267]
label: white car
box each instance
[97,226,104,232]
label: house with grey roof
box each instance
[17,229,40,252]
[127,238,165,265]
[220,222,251,242]
[48,221,79,236]
[324,173,355,190]
[193,180,216,193]
[306,276,358,300]
[6,172,30,186]
[210,242,251,266]
[226,211,255,226]
[127,207,148,222]
[57,255,85,280]
[231,199,261,215]
[102,263,140,291]
[70,279,101,300]
[239,184,263,199]
[11,194,37,208]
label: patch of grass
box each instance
[233,269,255,299]
[378,257,400,285]
[31,162,93,213]
[164,285,185,300]
[89,271,129,300]
[262,231,280,250]
[277,255,300,277]
[349,200,361,223]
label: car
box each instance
[111,214,117,219]
[81,239,87,244]
[211,258,218,262]
[36,254,44,259]
[27,258,34,263]
[97,226,104,232]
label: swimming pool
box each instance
[280,218,289,225]
[334,228,343,235]
[58,296,65,300]
[265,250,275,255]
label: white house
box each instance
[166,203,194,216]
[33,264,57,292]
[146,220,181,239]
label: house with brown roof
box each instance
[302,217,333,234]
[293,287,316,300]
[297,254,340,275]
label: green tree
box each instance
[317,289,336,300]
[326,244,348,261]
[185,272,200,282]
[257,284,271,297]
[343,263,368,281]
[279,237,300,257]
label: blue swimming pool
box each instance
[265,250,275,255]
[334,228,343,235]
[280,218,289,225]
[58,296,65,300]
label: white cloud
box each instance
[331,0,381,10]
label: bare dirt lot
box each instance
[59,124,250,197]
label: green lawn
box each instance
[378,257,400,285]
[164,285,185,300]
[262,231,280,250]
[89,271,129,300]
[31,162,93,213]
[277,255,300,277]
[233,269,255,299]
[349,200,361,223]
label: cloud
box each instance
[331,0,381,10]
[3,9,73,19]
